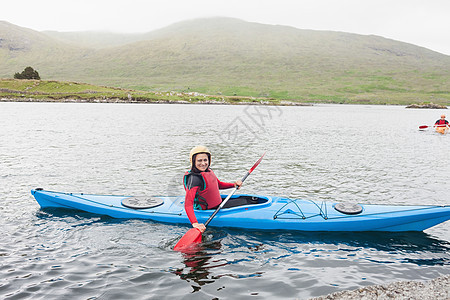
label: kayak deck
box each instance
[435,126,449,134]
[31,189,450,232]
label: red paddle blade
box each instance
[249,152,266,174]
[174,228,202,251]
[419,125,428,129]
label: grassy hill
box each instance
[0,79,280,105]
[42,30,150,49]
[1,18,449,105]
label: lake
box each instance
[1,102,449,299]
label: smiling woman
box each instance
[183,145,242,232]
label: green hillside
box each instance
[1,18,449,105]
[42,30,149,49]
[0,79,278,105]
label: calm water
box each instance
[1,102,449,299]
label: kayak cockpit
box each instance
[218,194,270,209]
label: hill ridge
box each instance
[1,18,449,104]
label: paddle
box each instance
[174,152,265,251]
[419,124,449,129]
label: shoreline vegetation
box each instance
[0,79,310,106]
[0,78,448,108]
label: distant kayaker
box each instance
[434,114,449,127]
[183,145,242,233]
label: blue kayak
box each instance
[31,188,450,232]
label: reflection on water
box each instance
[1,102,449,299]
[170,228,450,296]
[173,242,224,292]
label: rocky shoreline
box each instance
[406,102,447,109]
[0,97,313,106]
[311,275,449,300]
[3,96,449,107]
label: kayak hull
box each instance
[435,126,449,134]
[31,189,450,232]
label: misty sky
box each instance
[2,0,449,55]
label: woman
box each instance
[183,145,242,232]
[434,114,449,127]
[434,114,449,134]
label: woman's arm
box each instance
[184,186,207,232]
[218,179,243,189]
[185,186,200,224]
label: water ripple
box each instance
[1,103,449,299]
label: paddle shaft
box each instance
[173,152,265,251]
[420,124,449,129]
[204,171,250,227]
[203,153,265,227]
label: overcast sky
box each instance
[2,0,449,55]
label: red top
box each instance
[184,170,234,224]
[435,119,449,126]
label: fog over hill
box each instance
[1,18,449,103]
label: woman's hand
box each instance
[192,222,206,232]
[234,180,243,189]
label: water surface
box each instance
[1,102,449,299]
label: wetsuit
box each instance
[435,119,449,126]
[183,169,235,224]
